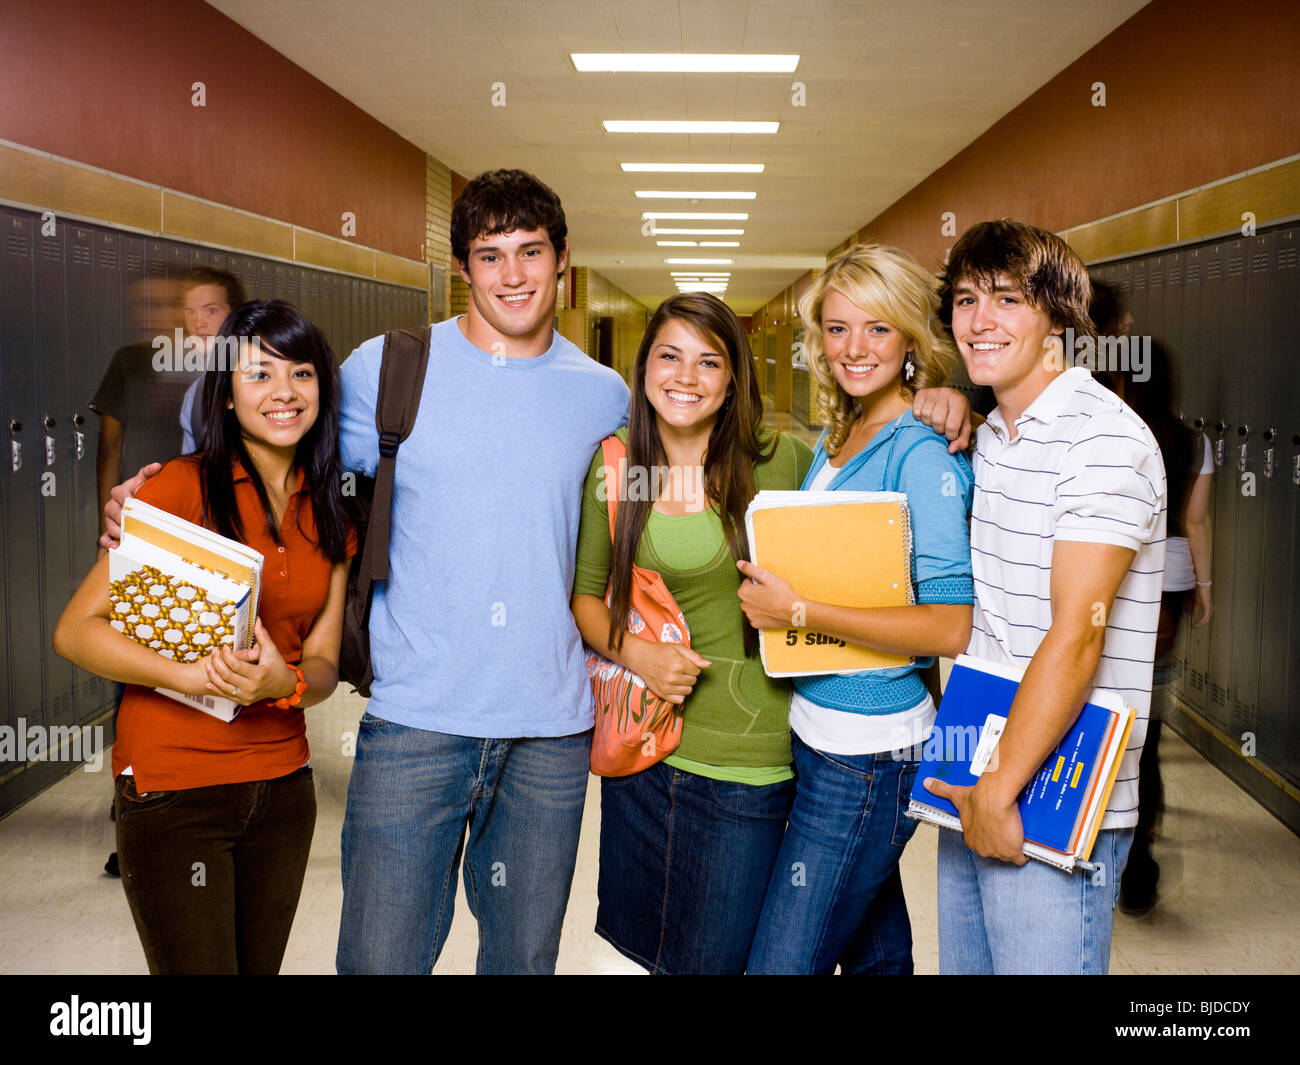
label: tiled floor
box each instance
[2,680,1297,975]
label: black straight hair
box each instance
[197,300,351,564]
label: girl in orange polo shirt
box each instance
[55,300,355,974]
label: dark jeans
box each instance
[596,760,795,975]
[747,734,921,974]
[115,766,316,974]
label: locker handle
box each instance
[9,419,20,434]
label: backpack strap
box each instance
[358,326,431,584]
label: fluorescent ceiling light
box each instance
[671,271,730,276]
[574,54,798,73]
[652,228,745,236]
[665,258,733,265]
[604,120,778,135]
[700,241,740,247]
[656,241,697,246]
[643,212,748,220]
[635,191,756,200]
[622,163,765,174]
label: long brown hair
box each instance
[607,293,774,657]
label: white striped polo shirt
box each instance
[967,367,1166,830]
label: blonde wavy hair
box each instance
[800,243,957,457]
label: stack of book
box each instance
[744,490,914,677]
[906,654,1136,871]
[109,498,263,721]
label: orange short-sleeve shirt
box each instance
[112,456,356,791]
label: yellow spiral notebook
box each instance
[744,490,914,677]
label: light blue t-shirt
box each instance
[339,318,629,737]
[179,378,201,453]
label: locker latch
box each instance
[44,415,56,467]
[1293,435,1300,486]
[8,418,20,473]
[73,412,85,461]
[1213,421,1227,467]
[1237,425,1250,474]
[1263,428,1275,480]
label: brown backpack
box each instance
[339,326,431,697]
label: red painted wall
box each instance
[853,0,1300,270]
[0,0,427,260]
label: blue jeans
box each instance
[937,824,1135,974]
[596,759,795,974]
[336,713,591,974]
[747,734,921,974]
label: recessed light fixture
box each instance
[656,241,698,246]
[699,241,740,247]
[665,258,733,265]
[604,121,778,135]
[574,54,798,73]
[622,163,765,174]
[643,212,748,221]
[635,191,756,200]
[652,228,745,236]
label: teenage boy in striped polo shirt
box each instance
[925,220,1166,974]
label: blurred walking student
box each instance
[56,301,354,974]
[736,245,975,974]
[571,293,813,974]
[925,220,1166,974]
[177,267,246,452]
[1100,334,1213,914]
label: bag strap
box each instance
[599,435,625,541]
[358,326,431,584]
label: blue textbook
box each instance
[906,655,1134,871]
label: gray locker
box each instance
[1251,228,1297,780]
[65,225,107,725]
[2,209,45,738]
[35,225,77,731]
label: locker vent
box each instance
[1210,681,1227,706]
[126,251,142,270]
[71,243,91,267]
[1227,255,1243,277]
[7,232,29,256]
[41,238,62,262]
[1189,668,1206,693]
[1279,246,1297,270]
[99,247,117,268]
[1185,260,1200,283]
[1168,262,1182,285]
[1252,252,1270,273]
[1207,258,1222,279]
[1150,264,1163,287]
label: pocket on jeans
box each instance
[117,776,183,813]
[891,758,921,846]
[357,711,392,730]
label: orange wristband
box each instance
[274,664,308,709]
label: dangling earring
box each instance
[904,352,916,381]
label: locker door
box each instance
[253,258,274,300]
[1175,243,1208,707]
[1,209,44,740]
[1162,249,1185,357]
[1128,257,1149,339]
[1223,233,1274,747]
[1251,227,1297,779]
[1204,237,1247,732]
[65,225,106,724]
[349,277,364,353]
[333,274,352,358]
[35,221,78,731]
[273,262,298,308]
